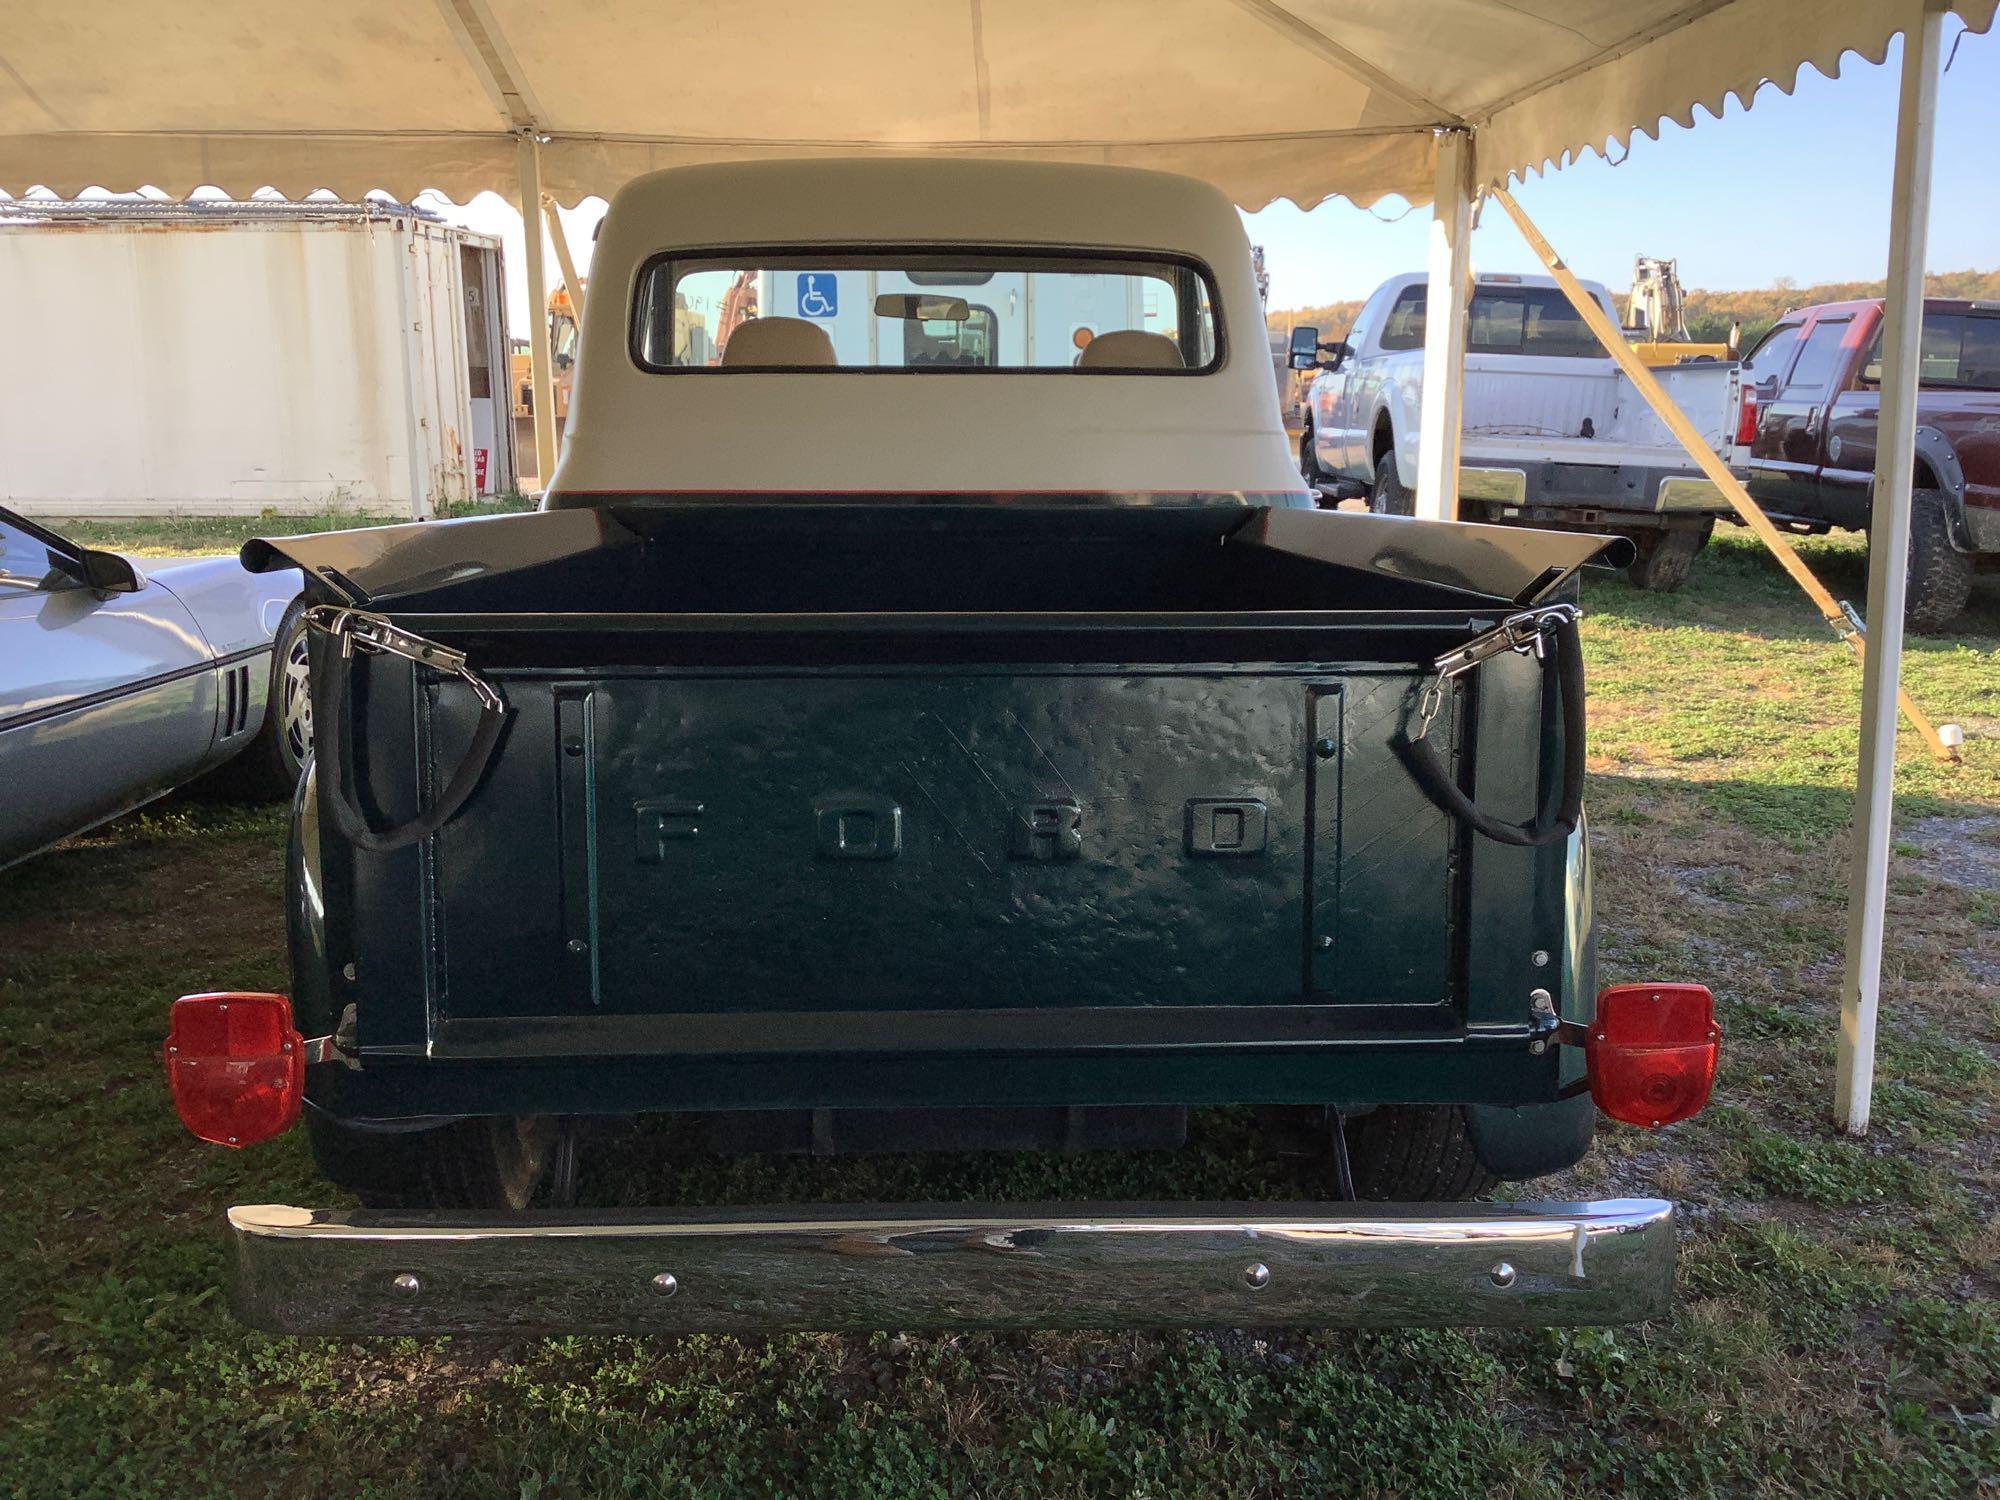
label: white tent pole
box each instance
[515,130,559,492]
[1835,0,1946,1137]
[1415,129,1474,521]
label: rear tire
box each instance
[1625,526,1705,592]
[1343,1105,1498,1202]
[1902,488,1975,633]
[308,1111,556,1210]
[1369,457,1414,516]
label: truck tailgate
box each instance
[1461,355,1737,466]
[249,503,1612,1087]
[415,662,1454,1026]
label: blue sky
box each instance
[1247,17,2000,310]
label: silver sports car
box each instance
[0,507,309,869]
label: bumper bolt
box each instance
[651,1272,679,1297]
[1242,1262,1270,1290]
[1489,1261,1516,1289]
[392,1273,421,1295]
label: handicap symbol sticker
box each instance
[797,273,838,318]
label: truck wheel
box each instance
[1369,460,1414,516]
[308,1112,555,1210]
[1343,1105,1498,1201]
[1625,526,1705,592]
[1902,488,1975,633]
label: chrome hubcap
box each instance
[280,629,313,764]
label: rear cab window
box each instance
[634,251,1220,373]
[1376,284,1602,356]
[1860,312,2000,390]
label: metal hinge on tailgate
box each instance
[1398,602,1584,849]
[1411,602,1579,743]
[304,606,509,853]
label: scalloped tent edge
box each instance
[0,2,1992,212]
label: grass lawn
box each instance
[44,497,534,559]
[0,524,1995,1497]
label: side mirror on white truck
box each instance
[1288,324,1349,372]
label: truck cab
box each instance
[1738,297,2000,630]
[170,159,1714,1339]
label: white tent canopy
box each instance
[1,0,1989,1137]
[1,0,1992,209]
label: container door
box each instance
[459,242,509,496]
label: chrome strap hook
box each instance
[1411,602,1580,744]
[304,605,504,714]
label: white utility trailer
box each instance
[0,199,514,518]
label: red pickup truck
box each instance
[1737,297,1999,631]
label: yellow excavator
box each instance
[512,281,584,423]
[1624,256,1737,365]
[511,272,726,426]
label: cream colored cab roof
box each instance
[551,158,1306,503]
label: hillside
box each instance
[1268,268,2000,348]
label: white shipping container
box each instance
[0,200,514,518]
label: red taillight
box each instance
[1585,983,1719,1128]
[1734,386,1759,447]
[163,992,304,1147]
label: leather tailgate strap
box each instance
[306,607,509,854]
[1395,607,1585,850]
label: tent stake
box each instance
[1487,186,1958,766]
[515,129,559,491]
[1835,0,1948,1136]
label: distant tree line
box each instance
[1269,268,2000,351]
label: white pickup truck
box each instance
[1294,272,1739,590]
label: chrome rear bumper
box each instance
[230,1198,1675,1336]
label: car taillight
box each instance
[163,992,305,1147]
[1734,386,1758,447]
[1585,983,1719,1128]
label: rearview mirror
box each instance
[874,293,972,322]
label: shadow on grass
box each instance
[1582,526,2000,649]
[1587,764,2000,849]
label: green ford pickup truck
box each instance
[165,159,1716,1337]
